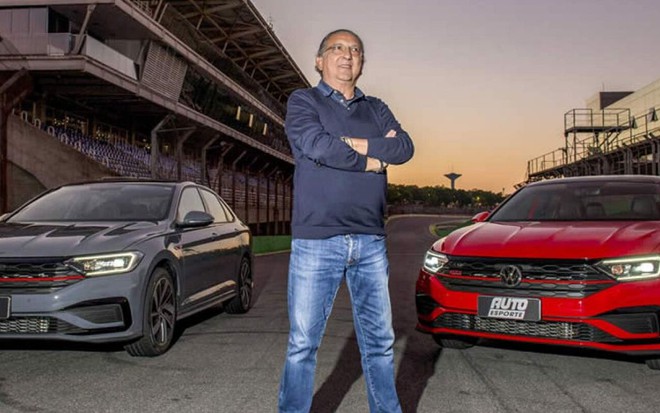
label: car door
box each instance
[177,186,220,303]
[199,188,243,290]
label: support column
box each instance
[216,142,233,198]
[175,128,195,181]
[71,5,97,55]
[266,167,280,235]
[150,115,172,179]
[0,109,7,212]
[274,173,280,235]
[255,162,270,236]
[201,135,219,186]
[230,150,246,213]
[244,156,259,227]
[0,70,31,212]
[284,174,293,234]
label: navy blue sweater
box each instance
[286,81,414,239]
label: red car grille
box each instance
[433,313,621,343]
[438,257,615,298]
[0,259,83,290]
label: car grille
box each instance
[0,317,85,334]
[0,302,127,335]
[433,313,621,343]
[0,258,83,290]
[438,257,615,298]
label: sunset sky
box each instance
[252,0,660,194]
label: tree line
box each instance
[387,184,506,209]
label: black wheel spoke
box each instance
[150,277,175,344]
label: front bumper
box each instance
[416,269,660,354]
[0,267,147,344]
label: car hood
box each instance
[0,221,166,257]
[436,221,660,259]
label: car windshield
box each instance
[489,180,660,221]
[7,183,175,222]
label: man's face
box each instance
[315,32,363,87]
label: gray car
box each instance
[0,179,253,356]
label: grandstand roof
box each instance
[166,0,310,102]
[3,0,310,109]
[0,0,307,167]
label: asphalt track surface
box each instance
[0,215,659,412]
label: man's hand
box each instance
[341,129,397,156]
[365,157,388,173]
[341,136,367,155]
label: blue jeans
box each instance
[278,234,401,413]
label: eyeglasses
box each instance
[324,44,362,57]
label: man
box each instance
[278,29,414,413]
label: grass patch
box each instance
[253,235,291,254]
[432,220,473,238]
[253,220,473,253]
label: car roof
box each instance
[527,175,660,187]
[59,178,196,188]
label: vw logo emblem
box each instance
[499,265,523,287]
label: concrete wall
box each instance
[7,114,118,210]
[605,78,660,119]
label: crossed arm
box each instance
[340,97,415,172]
[341,130,397,173]
[285,91,414,173]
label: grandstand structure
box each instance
[0,0,310,235]
[525,79,660,186]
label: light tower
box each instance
[444,172,462,190]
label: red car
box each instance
[416,175,660,369]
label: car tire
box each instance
[645,358,660,370]
[125,267,176,357]
[432,334,477,349]
[225,257,252,314]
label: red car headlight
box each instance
[596,255,660,282]
[423,250,448,274]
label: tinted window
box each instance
[177,187,205,221]
[8,184,174,222]
[200,189,230,223]
[490,181,660,221]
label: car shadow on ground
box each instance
[0,305,229,355]
[476,338,648,367]
[0,339,124,353]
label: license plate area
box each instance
[477,296,541,321]
[0,296,10,320]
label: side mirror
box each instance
[471,211,490,223]
[178,211,214,228]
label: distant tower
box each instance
[444,172,462,190]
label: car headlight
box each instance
[596,255,660,281]
[68,252,143,277]
[423,250,449,274]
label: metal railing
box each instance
[564,108,632,132]
[528,107,660,177]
